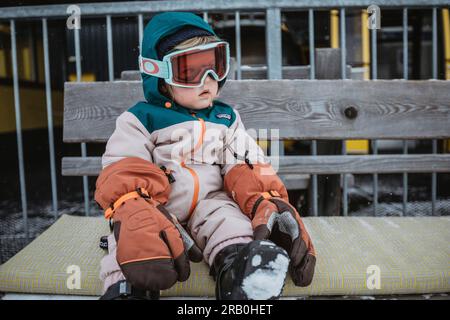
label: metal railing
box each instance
[0,0,449,240]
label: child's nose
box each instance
[205,74,215,84]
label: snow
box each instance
[241,253,289,300]
[251,255,262,267]
[259,241,274,246]
[360,296,375,300]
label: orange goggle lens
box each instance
[170,43,228,86]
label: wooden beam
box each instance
[62,154,450,176]
[63,80,450,143]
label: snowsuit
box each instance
[95,12,316,295]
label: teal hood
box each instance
[140,12,217,106]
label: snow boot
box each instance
[99,280,160,300]
[210,240,290,300]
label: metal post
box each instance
[432,140,437,215]
[342,141,348,216]
[403,8,409,80]
[371,19,378,216]
[372,140,378,216]
[402,141,408,216]
[203,12,208,23]
[266,8,282,79]
[235,11,242,80]
[74,25,90,216]
[402,8,408,216]
[107,15,114,81]
[311,140,318,216]
[309,9,317,216]
[309,9,315,79]
[340,8,346,79]
[431,7,438,215]
[432,8,438,79]
[340,8,348,216]
[10,19,29,240]
[42,18,58,220]
[371,24,377,80]
[138,14,143,55]
[265,8,284,161]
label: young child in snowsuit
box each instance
[94,12,316,300]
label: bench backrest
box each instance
[62,78,450,178]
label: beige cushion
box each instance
[0,214,449,297]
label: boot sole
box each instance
[235,240,290,300]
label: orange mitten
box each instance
[224,163,316,286]
[95,157,202,291]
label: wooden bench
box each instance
[62,79,450,193]
[1,70,450,300]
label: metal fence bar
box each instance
[372,140,378,216]
[403,8,408,79]
[138,14,143,54]
[371,25,377,80]
[265,8,282,79]
[432,8,438,78]
[74,26,90,216]
[107,15,114,81]
[235,11,242,80]
[371,20,378,216]
[309,9,317,216]
[431,7,438,216]
[340,8,347,79]
[2,1,450,20]
[265,8,285,163]
[10,19,29,240]
[340,8,348,216]
[432,140,437,215]
[402,141,408,216]
[342,141,348,216]
[42,18,58,220]
[402,8,408,216]
[311,140,318,216]
[309,9,315,79]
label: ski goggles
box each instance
[139,41,230,88]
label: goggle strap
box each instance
[139,55,169,79]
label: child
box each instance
[94,11,316,300]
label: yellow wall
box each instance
[0,85,63,133]
[0,49,6,77]
[330,10,339,49]
[443,9,450,80]
[361,10,370,80]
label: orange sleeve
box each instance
[223,162,289,219]
[94,157,171,210]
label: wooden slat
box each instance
[63,80,450,143]
[62,154,450,176]
[275,154,450,174]
[60,156,311,188]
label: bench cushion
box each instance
[0,214,449,297]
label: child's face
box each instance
[170,75,219,110]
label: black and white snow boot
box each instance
[99,280,160,300]
[211,240,290,300]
